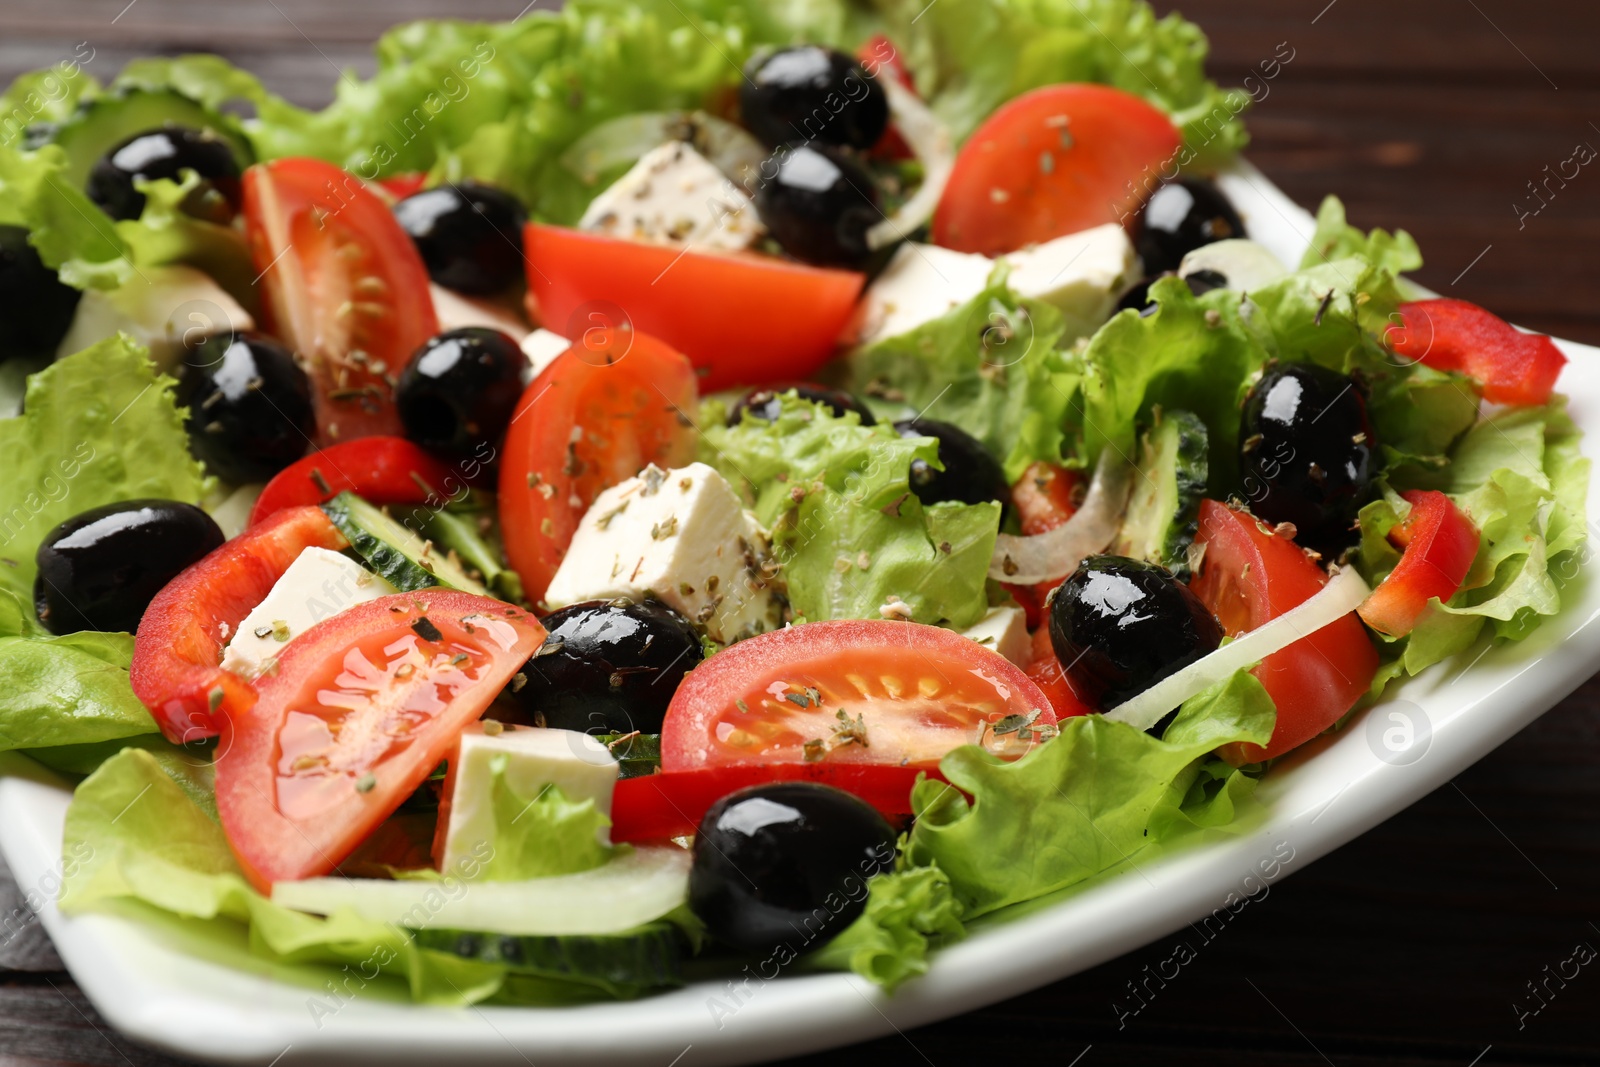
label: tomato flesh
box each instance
[1386,298,1566,407]
[497,331,698,607]
[243,158,440,443]
[130,506,348,744]
[1357,490,1479,637]
[933,84,1182,255]
[215,591,545,890]
[1190,501,1378,764]
[248,437,463,526]
[522,223,864,393]
[661,620,1055,773]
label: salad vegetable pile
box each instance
[0,0,1586,1008]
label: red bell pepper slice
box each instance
[1357,490,1479,637]
[130,506,348,743]
[248,436,462,526]
[1386,298,1566,407]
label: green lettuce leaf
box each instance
[0,143,133,289]
[479,754,616,881]
[849,277,1076,483]
[809,864,966,991]
[1300,195,1422,277]
[906,670,1274,917]
[701,395,999,628]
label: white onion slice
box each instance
[865,77,956,251]
[988,449,1133,583]
[1104,565,1373,732]
[559,111,767,190]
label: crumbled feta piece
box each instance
[55,265,254,371]
[543,462,783,644]
[429,283,531,341]
[520,328,571,381]
[220,548,395,678]
[848,242,994,347]
[578,141,762,251]
[439,724,618,876]
[960,605,1031,668]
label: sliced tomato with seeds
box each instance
[243,157,440,444]
[497,331,698,607]
[214,591,545,890]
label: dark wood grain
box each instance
[3,1,1599,1064]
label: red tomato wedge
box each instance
[373,173,428,202]
[1386,298,1566,407]
[215,591,545,891]
[522,223,864,393]
[611,763,930,842]
[249,437,461,526]
[1190,501,1378,764]
[1357,490,1479,637]
[130,506,348,744]
[243,157,440,443]
[933,84,1182,256]
[661,620,1055,775]
[498,331,698,607]
[1002,461,1083,627]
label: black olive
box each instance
[396,328,525,464]
[689,782,897,954]
[0,226,81,360]
[34,500,224,635]
[1048,555,1222,711]
[393,181,528,296]
[740,46,889,151]
[728,383,875,426]
[753,142,881,268]
[86,126,242,224]
[1239,362,1377,553]
[511,600,703,736]
[1133,178,1246,276]
[893,417,1007,508]
[1183,268,1230,296]
[175,331,314,483]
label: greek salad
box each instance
[0,0,1586,1006]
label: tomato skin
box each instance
[661,619,1054,772]
[1190,500,1378,764]
[1387,299,1566,407]
[1024,654,1095,722]
[1003,461,1082,627]
[374,173,428,202]
[611,763,931,842]
[933,84,1182,255]
[1357,490,1479,637]
[215,591,545,891]
[522,223,864,393]
[497,332,698,607]
[243,158,440,443]
[248,437,462,526]
[130,507,348,744]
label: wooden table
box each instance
[3,2,1598,1064]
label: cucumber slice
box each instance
[592,733,662,780]
[322,492,487,595]
[395,500,523,603]
[1113,409,1209,578]
[271,844,691,936]
[43,87,255,190]
[413,922,685,996]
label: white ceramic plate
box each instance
[4,162,1598,1067]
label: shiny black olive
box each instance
[1133,178,1246,276]
[34,500,224,635]
[1183,268,1229,296]
[893,417,1007,508]
[175,331,314,483]
[0,226,81,360]
[728,383,875,426]
[740,46,889,151]
[753,142,880,268]
[86,126,242,224]
[511,600,703,736]
[689,782,897,954]
[396,328,525,464]
[1239,362,1376,553]
[393,182,528,296]
[1048,555,1222,711]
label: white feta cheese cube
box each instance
[848,242,994,347]
[429,283,531,342]
[520,328,571,381]
[543,462,782,644]
[960,605,1032,668]
[55,265,254,370]
[578,141,762,252]
[440,724,619,875]
[220,547,396,678]
[1005,223,1140,337]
